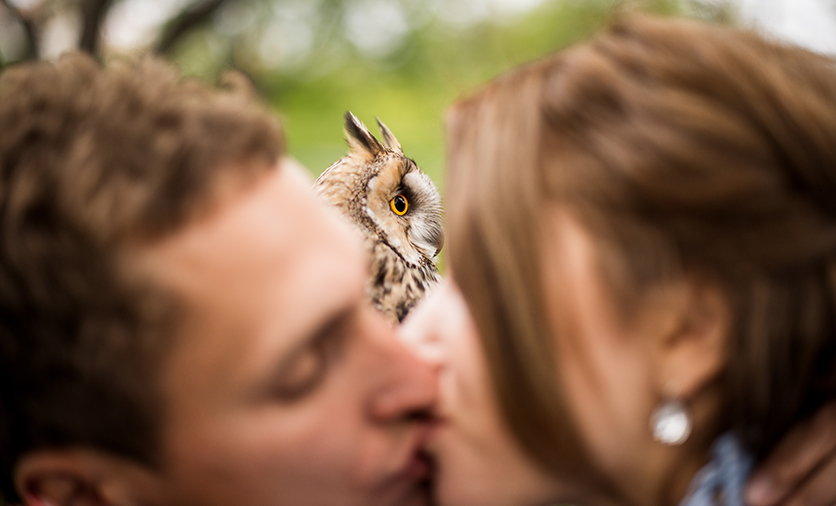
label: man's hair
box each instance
[446,13,836,477]
[0,53,283,501]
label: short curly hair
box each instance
[0,53,283,502]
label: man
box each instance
[0,54,434,506]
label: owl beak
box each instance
[411,225,444,260]
[430,228,444,258]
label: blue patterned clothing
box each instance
[678,433,754,506]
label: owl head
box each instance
[314,112,444,267]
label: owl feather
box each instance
[314,112,443,324]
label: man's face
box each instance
[138,163,437,506]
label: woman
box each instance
[404,14,836,506]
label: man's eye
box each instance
[272,344,327,401]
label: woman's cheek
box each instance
[426,283,559,506]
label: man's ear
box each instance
[652,276,730,400]
[14,449,165,506]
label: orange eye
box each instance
[390,194,408,216]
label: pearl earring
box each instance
[650,398,693,445]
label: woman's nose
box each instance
[398,280,455,367]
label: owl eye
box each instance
[390,194,409,216]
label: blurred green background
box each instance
[252,0,724,189]
[0,0,744,189]
[2,0,834,190]
[167,0,733,189]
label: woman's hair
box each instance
[446,13,836,474]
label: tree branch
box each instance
[154,0,229,55]
[79,0,114,56]
[0,0,39,60]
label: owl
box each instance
[314,112,443,324]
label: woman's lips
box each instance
[398,422,438,481]
[378,423,437,494]
[378,436,437,506]
[400,450,435,481]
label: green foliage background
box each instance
[169,0,733,187]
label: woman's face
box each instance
[400,280,560,506]
[402,211,726,506]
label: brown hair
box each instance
[446,13,836,476]
[0,53,282,501]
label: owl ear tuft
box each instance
[376,117,403,154]
[344,112,384,158]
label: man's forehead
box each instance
[134,163,366,390]
[138,163,357,285]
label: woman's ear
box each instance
[653,276,730,400]
[14,449,165,506]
